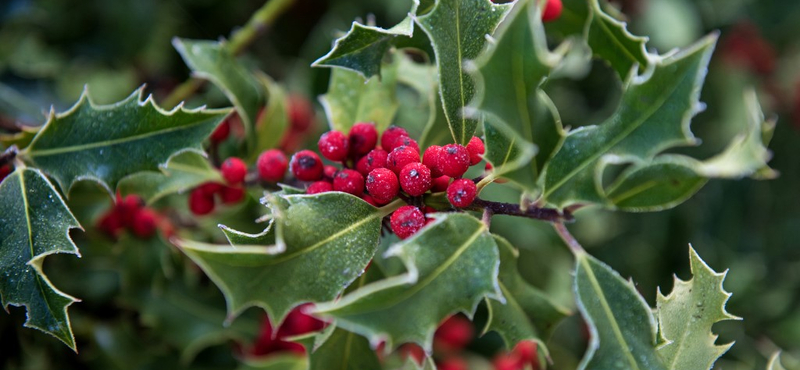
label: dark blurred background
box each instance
[0,0,798,369]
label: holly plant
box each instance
[0,0,793,369]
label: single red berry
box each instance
[361,194,378,207]
[466,136,485,165]
[399,162,432,196]
[189,188,215,215]
[387,146,420,174]
[220,186,245,204]
[0,164,12,183]
[447,179,477,208]
[390,205,426,239]
[318,130,349,161]
[439,144,470,178]
[435,315,474,351]
[390,135,420,153]
[333,169,365,196]
[423,145,443,178]
[493,352,522,370]
[118,194,145,226]
[381,126,409,150]
[98,211,125,237]
[307,181,333,194]
[542,0,562,22]
[366,168,399,204]
[288,94,314,131]
[209,119,230,143]
[513,340,538,365]
[438,357,469,370]
[349,122,378,156]
[221,157,248,185]
[356,148,389,176]
[400,343,426,365]
[432,176,451,193]
[290,150,324,181]
[257,149,288,182]
[131,208,158,239]
[323,165,338,180]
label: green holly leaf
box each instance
[0,167,82,350]
[541,34,717,209]
[0,125,40,150]
[237,355,308,370]
[655,246,740,370]
[605,90,776,211]
[585,0,650,79]
[19,87,229,194]
[313,213,502,352]
[545,0,590,39]
[295,324,381,370]
[117,151,222,205]
[312,0,419,78]
[483,235,570,350]
[416,0,513,145]
[574,248,667,370]
[320,58,399,133]
[173,38,263,145]
[469,0,566,193]
[767,352,787,370]
[250,73,289,161]
[176,192,387,325]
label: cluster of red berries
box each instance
[97,194,163,239]
[188,157,248,216]
[245,304,325,358]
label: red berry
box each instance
[278,304,325,336]
[189,188,215,215]
[513,340,538,365]
[423,145,443,178]
[432,176,451,193]
[389,136,420,153]
[366,168,399,204]
[349,122,378,156]
[387,146,420,174]
[131,208,158,239]
[356,148,389,176]
[257,149,288,182]
[221,157,248,185]
[288,94,314,131]
[493,352,522,370]
[542,0,562,22]
[209,119,230,143]
[197,182,223,196]
[390,205,426,239]
[307,181,333,194]
[118,194,144,226]
[333,169,365,196]
[439,144,470,178]
[318,130,349,162]
[400,344,426,365]
[447,179,477,208]
[98,211,124,237]
[399,163,432,196]
[361,194,378,206]
[435,315,474,351]
[466,136,485,165]
[0,165,11,182]
[381,126,409,150]
[323,165,338,180]
[438,357,469,370]
[220,186,245,204]
[290,150,324,181]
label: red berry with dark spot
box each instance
[131,208,158,239]
[381,126,409,150]
[542,0,562,22]
[220,186,245,204]
[399,162,432,196]
[257,149,288,182]
[432,176,451,192]
[189,188,215,215]
[438,357,469,370]
[323,165,338,180]
[387,146,420,174]
[333,169,365,196]
[390,136,420,153]
[439,144,470,178]
[318,130,349,161]
[423,145,443,178]
[349,122,378,156]
[209,119,230,143]
[391,205,426,239]
[366,168,399,204]
[290,150,324,181]
[307,181,333,194]
[356,148,388,176]
[435,315,474,351]
[466,136,485,165]
[221,157,248,185]
[447,179,477,208]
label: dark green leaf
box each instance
[416,0,512,145]
[20,87,229,193]
[236,355,308,370]
[585,0,650,79]
[320,59,399,133]
[0,167,82,350]
[296,325,381,370]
